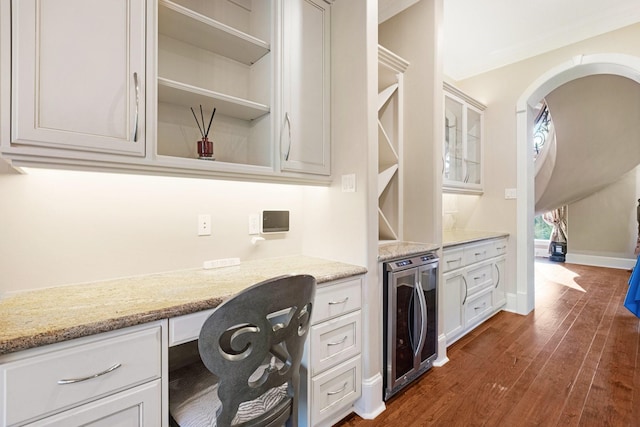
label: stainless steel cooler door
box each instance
[418,261,438,371]
[386,268,421,392]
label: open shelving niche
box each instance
[378,45,409,243]
[155,0,274,174]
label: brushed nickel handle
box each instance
[462,276,468,305]
[495,263,501,288]
[327,336,348,346]
[284,112,292,161]
[328,297,349,305]
[327,381,348,396]
[447,258,462,264]
[57,363,122,385]
[473,274,486,281]
[132,72,139,142]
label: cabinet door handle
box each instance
[132,72,139,142]
[327,335,348,346]
[328,297,349,305]
[495,263,501,288]
[327,381,348,396]
[57,363,122,385]
[462,276,468,305]
[283,112,292,161]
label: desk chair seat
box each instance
[169,274,316,427]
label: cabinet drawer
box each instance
[463,241,492,265]
[2,326,161,426]
[313,277,362,324]
[465,288,493,328]
[466,263,493,295]
[492,238,508,257]
[311,356,361,425]
[169,308,215,346]
[21,380,161,427]
[310,311,361,376]
[442,247,464,272]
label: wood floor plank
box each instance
[336,262,640,427]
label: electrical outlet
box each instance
[198,214,211,236]
[248,213,260,235]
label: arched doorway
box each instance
[515,54,640,315]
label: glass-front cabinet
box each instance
[443,83,485,193]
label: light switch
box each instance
[504,188,517,199]
[342,174,356,192]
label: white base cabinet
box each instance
[0,322,163,427]
[301,276,363,427]
[442,237,507,345]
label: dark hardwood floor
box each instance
[336,260,640,426]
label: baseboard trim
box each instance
[354,373,385,420]
[565,253,636,270]
[434,333,449,367]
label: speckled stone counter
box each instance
[0,256,366,356]
[378,241,440,262]
[443,229,509,247]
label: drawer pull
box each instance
[474,251,486,256]
[446,258,461,264]
[327,381,348,396]
[57,363,122,385]
[327,336,348,346]
[328,297,349,305]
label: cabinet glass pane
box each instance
[444,97,464,182]
[466,108,481,185]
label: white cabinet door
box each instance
[11,0,145,156]
[443,83,485,193]
[25,380,161,427]
[492,256,507,308]
[281,0,330,175]
[443,270,465,342]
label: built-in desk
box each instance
[0,256,366,427]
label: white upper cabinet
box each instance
[443,83,485,194]
[0,0,332,183]
[154,0,274,173]
[280,0,331,176]
[8,0,146,157]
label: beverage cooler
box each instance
[383,252,438,400]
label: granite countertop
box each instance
[378,241,440,262]
[0,255,367,356]
[443,229,509,247]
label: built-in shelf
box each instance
[378,83,398,111]
[157,77,269,121]
[378,45,408,243]
[378,164,398,198]
[158,0,270,66]
[379,208,399,241]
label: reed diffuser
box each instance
[191,105,216,160]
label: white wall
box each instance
[0,168,313,293]
[451,23,640,296]
[568,166,640,260]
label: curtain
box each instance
[543,206,567,252]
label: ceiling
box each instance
[379,0,640,81]
[443,0,640,80]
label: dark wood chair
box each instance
[169,274,316,427]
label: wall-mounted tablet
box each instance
[261,210,289,233]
